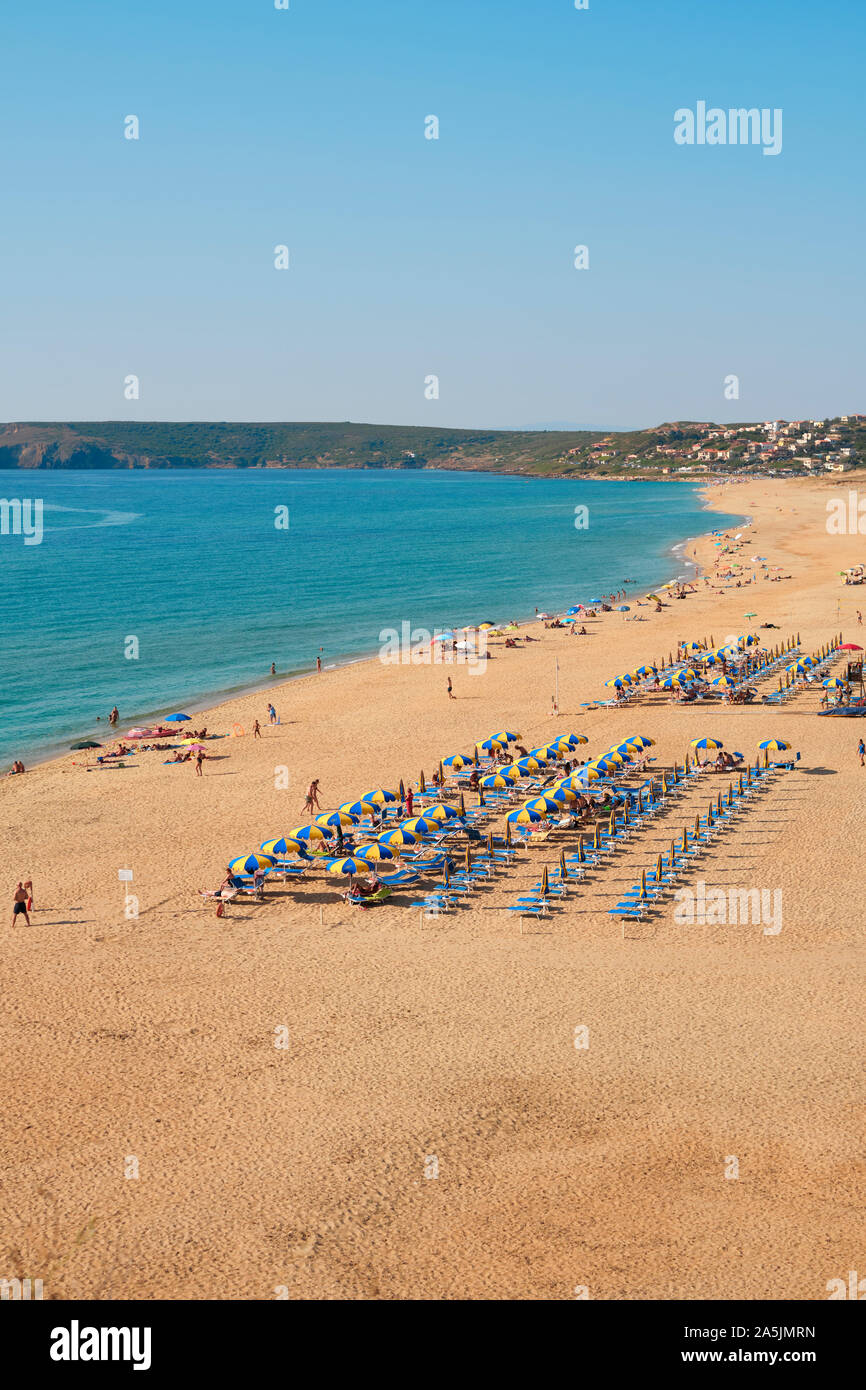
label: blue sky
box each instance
[0,0,863,428]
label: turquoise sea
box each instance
[0,470,743,765]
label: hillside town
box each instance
[559,414,865,479]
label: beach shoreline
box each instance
[11,488,749,773]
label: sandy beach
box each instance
[2,474,864,1301]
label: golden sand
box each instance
[2,475,864,1300]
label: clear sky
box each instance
[1,0,863,429]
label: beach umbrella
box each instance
[481,771,517,789]
[617,605,631,612]
[593,823,601,851]
[427,803,461,822]
[492,730,519,743]
[639,868,648,899]
[565,733,589,746]
[355,843,395,861]
[464,846,472,873]
[690,737,723,752]
[822,677,847,689]
[513,757,546,774]
[505,820,513,848]
[559,849,568,879]
[478,787,485,807]
[507,807,543,824]
[628,735,655,748]
[362,788,398,804]
[338,800,377,817]
[70,740,102,750]
[327,858,367,876]
[228,852,275,875]
[758,739,791,751]
[710,675,737,688]
[605,675,631,689]
[694,815,701,837]
[477,737,506,752]
[632,664,657,678]
[401,816,438,835]
[315,810,357,829]
[379,827,418,847]
[682,827,689,853]
[473,746,480,765]
[550,786,577,803]
[574,765,604,783]
[487,833,494,857]
[290,824,329,842]
[260,836,303,857]
[540,866,550,897]
[656,853,663,883]
[524,795,561,814]
[165,713,191,722]
[717,792,723,815]
[419,770,426,791]
[459,792,466,816]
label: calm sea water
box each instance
[0,470,743,764]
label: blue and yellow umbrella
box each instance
[758,738,791,751]
[290,824,329,842]
[378,827,419,847]
[361,788,398,804]
[481,771,517,789]
[229,852,275,875]
[690,737,723,751]
[338,800,376,817]
[507,806,543,824]
[260,836,303,857]
[354,842,395,861]
[400,816,438,836]
[524,795,561,813]
[326,857,367,876]
[316,810,357,828]
[443,754,473,770]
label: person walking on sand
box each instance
[253,719,262,739]
[23,878,33,912]
[267,703,277,724]
[195,751,205,776]
[447,677,454,699]
[12,883,30,927]
[405,786,414,816]
[858,739,865,767]
[858,611,863,627]
[303,779,322,814]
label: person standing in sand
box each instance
[195,751,205,776]
[303,779,322,814]
[253,719,262,739]
[858,739,865,767]
[12,883,30,927]
[267,703,277,724]
[447,677,454,699]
